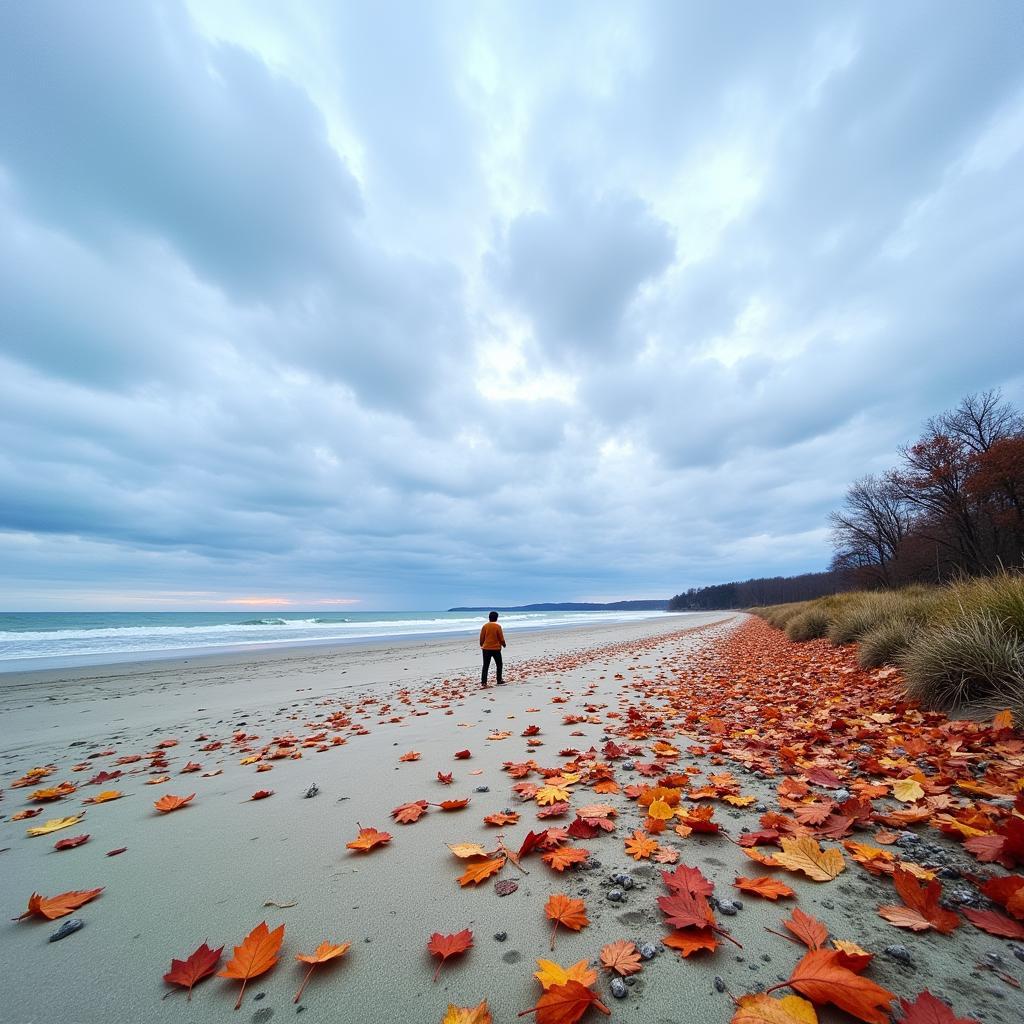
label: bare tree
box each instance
[830,473,911,585]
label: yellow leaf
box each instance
[732,993,818,1024]
[535,785,570,806]
[447,843,489,859]
[724,795,758,807]
[533,959,597,990]
[26,815,84,837]
[993,708,1013,731]
[647,799,675,821]
[442,1000,493,1024]
[891,779,924,802]
[773,837,845,882]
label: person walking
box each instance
[479,611,506,687]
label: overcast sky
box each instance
[1,2,1022,611]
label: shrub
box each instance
[786,608,830,642]
[827,599,888,646]
[900,611,1024,718]
[857,616,920,669]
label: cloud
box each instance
[0,0,1022,608]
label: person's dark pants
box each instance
[481,649,503,685]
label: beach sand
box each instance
[1,613,1019,1024]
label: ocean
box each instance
[0,609,672,671]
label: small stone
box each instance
[622,761,636,771]
[714,976,726,993]
[620,875,634,890]
[639,944,657,960]
[474,785,490,793]
[610,977,628,999]
[755,803,768,813]
[885,944,913,965]
[494,931,507,942]
[821,899,835,910]
[833,788,851,802]
[303,783,319,798]
[254,992,265,1001]
[717,899,740,916]
[606,888,625,903]
[938,866,961,880]
[49,919,84,942]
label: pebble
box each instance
[717,899,740,916]
[884,944,913,965]
[938,866,961,880]
[622,762,636,771]
[755,804,768,813]
[639,944,657,960]
[606,888,625,903]
[610,977,628,999]
[833,788,850,801]
[494,931,507,942]
[821,899,835,910]
[713,976,726,993]
[49,919,83,942]
[303,783,319,798]
[949,886,979,905]
[474,785,490,793]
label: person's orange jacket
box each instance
[479,622,506,650]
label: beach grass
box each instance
[751,571,1024,718]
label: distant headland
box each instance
[447,600,669,612]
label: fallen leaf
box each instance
[83,790,124,804]
[663,927,718,957]
[891,779,925,803]
[442,1000,493,1024]
[599,939,642,976]
[782,908,830,950]
[519,979,610,1023]
[896,990,980,1024]
[163,942,223,1001]
[734,876,795,900]
[153,793,195,814]
[773,837,845,882]
[878,868,960,934]
[534,959,598,990]
[15,887,104,921]
[399,751,421,762]
[392,800,430,823]
[106,847,127,857]
[250,790,274,800]
[731,993,819,1023]
[960,906,1024,939]
[447,842,489,859]
[26,815,85,837]
[542,847,590,872]
[294,940,350,1002]
[218,921,285,1010]
[428,929,473,981]
[545,893,589,949]
[458,856,506,886]
[784,949,894,1024]
[346,826,392,852]
[624,829,659,860]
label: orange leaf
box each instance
[624,829,659,860]
[443,1000,493,1024]
[785,949,894,1024]
[663,927,718,957]
[163,942,223,1001]
[545,894,589,949]
[15,887,104,921]
[458,856,506,886]
[542,847,590,872]
[346,826,392,852]
[484,812,520,827]
[392,800,429,823]
[599,939,642,976]
[436,798,471,811]
[782,907,830,950]
[534,959,598,990]
[399,751,421,762]
[153,793,195,813]
[878,868,960,934]
[218,922,285,1010]
[734,876,795,900]
[518,980,610,1023]
[427,929,473,981]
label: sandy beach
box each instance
[2,613,1020,1024]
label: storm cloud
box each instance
[1,0,1022,608]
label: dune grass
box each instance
[750,572,1024,720]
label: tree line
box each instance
[829,390,1024,587]
[668,389,1023,610]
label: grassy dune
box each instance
[750,572,1024,720]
